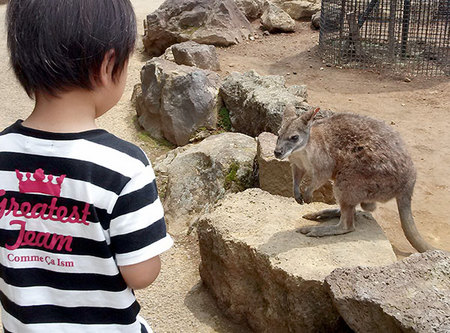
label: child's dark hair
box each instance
[6,0,137,97]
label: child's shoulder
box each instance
[0,121,150,167]
[88,130,150,166]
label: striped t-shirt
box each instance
[0,120,173,332]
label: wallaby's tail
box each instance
[396,192,435,253]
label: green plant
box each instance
[218,106,232,131]
[132,116,175,149]
[224,161,240,190]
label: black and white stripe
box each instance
[0,121,172,332]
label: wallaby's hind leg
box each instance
[303,208,341,221]
[298,204,356,237]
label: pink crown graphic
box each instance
[16,169,66,197]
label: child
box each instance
[1,0,173,332]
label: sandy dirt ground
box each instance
[0,1,449,332]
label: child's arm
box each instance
[119,255,161,290]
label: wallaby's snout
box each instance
[274,136,290,160]
[274,147,283,159]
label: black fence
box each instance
[319,0,449,76]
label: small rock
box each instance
[234,0,265,20]
[189,129,211,143]
[320,67,324,70]
[249,36,255,41]
[171,41,221,71]
[263,30,270,36]
[261,2,296,33]
[311,11,320,29]
[404,77,412,82]
[272,0,321,19]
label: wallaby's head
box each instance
[274,106,319,160]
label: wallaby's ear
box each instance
[301,107,320,125]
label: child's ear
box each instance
[99,49,116,86]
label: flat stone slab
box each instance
[326,250,450,333]
[198,188,397,332]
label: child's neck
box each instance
[23,89,99,133]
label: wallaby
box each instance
[274,105,435,253]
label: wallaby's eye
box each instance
[290,135,299,142]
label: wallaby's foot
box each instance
[297,224,354,237]
[361,202,377,212]
[294,192,304,205]
[302,208,341,221]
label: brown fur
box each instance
[274,106,435,252]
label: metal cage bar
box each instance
[319,0,450,76]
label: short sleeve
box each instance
[109,163,173,266]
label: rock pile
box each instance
[135,4,446,332]
[197,188,398,332]
[197,189,449,332]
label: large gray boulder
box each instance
[198,188,397,332]
[135,58,221,146]
[154,133,257,235]
[171,41,221,71]
[326,250,450,333]
[143,0,253,57]
[257,131,335,204]
[233,0,266,20]
[272,0,321,19]
[220,70,309,137]
[261,1,296,33]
